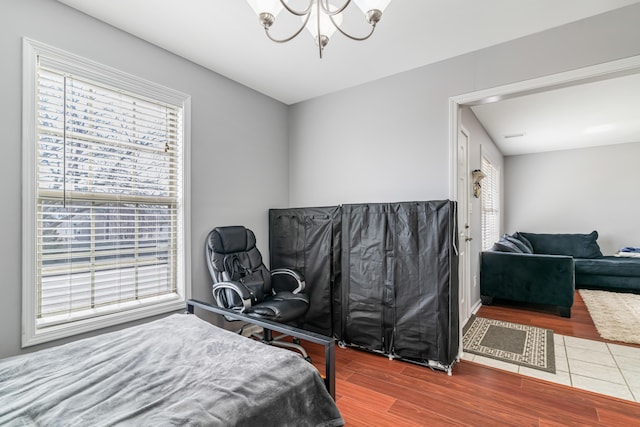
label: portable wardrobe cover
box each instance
[340,201,459,369]
[269,200,460,370]
[269,206,341,336]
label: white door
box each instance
[457,127,472,325]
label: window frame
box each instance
[22,38,191,347]
[480,149,501,251]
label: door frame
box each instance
[457,125,472,327]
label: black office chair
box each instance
[206,225,310,359]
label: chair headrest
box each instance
[209,226,257,254]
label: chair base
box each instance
[253,329,310,361]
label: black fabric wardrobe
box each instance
[269,206,341,336]
[340,200,459,372]
[269,200,459,373]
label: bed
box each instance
[0,301,343,426]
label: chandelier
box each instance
[246,0,392,58]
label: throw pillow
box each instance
[504,234,532,254]
[512,232,534,253]
[491,237,523,253]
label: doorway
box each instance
[448,54,640,344]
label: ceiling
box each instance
[470,73,640,156]
[57,0,639,105]
[57,0,640,156]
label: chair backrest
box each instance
[206,226,272,303]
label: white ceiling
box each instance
[471,73,640,156]
[57,0,640,156]
[57,0,639,105]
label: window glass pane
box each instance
[481,155,500,250]
[37,199,177,319]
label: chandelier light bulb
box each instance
[246,0,284,16]
[352,0,392,14]
[305,2,344,44]
[246,0,284,27]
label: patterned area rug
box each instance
[579,289,640,345]
[463,315,555,373]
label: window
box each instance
[22,39,191,346]
[481,154,500,250]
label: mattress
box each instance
[0,314,343,427]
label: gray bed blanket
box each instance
[0,314,343,427]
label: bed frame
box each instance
[186,299,336,399]
[1,308,343,425]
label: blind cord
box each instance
[63,75,67,209]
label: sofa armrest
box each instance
[480,251,575,310]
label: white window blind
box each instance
[481,155,500,250]
[23,39,190,345]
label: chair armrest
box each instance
[212,281,253,313]
[271,268,306,294]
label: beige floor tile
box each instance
[564,336,609,353]
[568,359,625,384]
[571,374,634,401]
[555,354,569,372]
[554,344,567,358]
[619,366,640,388]
[613,354,640,373]
[566,346,617,367]
[519,366,572,386]
[608,343,640,360]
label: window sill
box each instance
[22,296,186,348]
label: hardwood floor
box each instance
[477,290,640,349]
[305,292,640,426]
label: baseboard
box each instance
[471,299,482,315]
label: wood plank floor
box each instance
[305,292,640,426]
[477,291,640,349]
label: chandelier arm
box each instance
[279,0,313,17]
[317,1,323,58]
[264,12,312,44]
[320,0,352,16]
[329,14,377,41]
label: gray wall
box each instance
[0,0,288,358]
[288,4,640,308]
[504,142,640,255]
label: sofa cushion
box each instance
[574,256,640,277]
[504,234,533,254]
[521,231,603,259]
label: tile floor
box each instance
[462,334,640,402]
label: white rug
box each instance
[579,289,640,345]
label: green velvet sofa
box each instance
[480,231,640,318]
